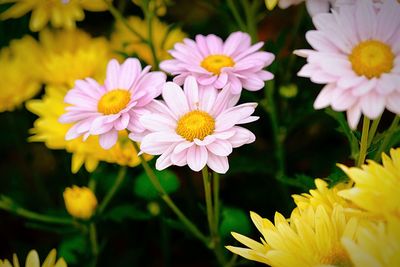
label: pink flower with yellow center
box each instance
[296,0,400,129]
[132,76,258,174]
[160,31,274,94]
[60,58,166,149]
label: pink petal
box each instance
[119,58,141,89]
[140,113,176,132]
[206,139,232,157]
[99,130,118,149]
[162,82,189,117]
[360,93,385,119]
[155,144,176,170]
[114,113,130,130]
[184,76,199,110]
[199,85,218,113]
[346,104,362,129]
[314,84,337,109]
[228,127,255,148]
[104,59,120,90]
[207,154,229,174]
[187,145,208,172]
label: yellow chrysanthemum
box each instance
[37,28,111,87]
[0,35,41,112]
[0,249,66,267]
[338,148,400,219]
[227,204,360,267]
[265,0,279,10]
[0,0,108,32]
[110,16,186,66]
[26,85,149,173]
[292,178,352,215]
[342,217,400,267]
[63,185,97,219]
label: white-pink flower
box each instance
[160,31,274,94]
[296,0,400,129]
[59,58,166,149]
[132,76,258,174]
[278,0,339,16]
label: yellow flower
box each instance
[26,85,149,173]
[63,185,97,219]
[338,148,400,219]
[227,204,360,267]
[0,0,108,32]
[292,178,351,215]
[37,28,111,87]
[132,0,168,16]
[110,16,186,66]
[0,35,41,112]
[0,249,66,267]
[265,0,279,10]
[342,217,400,267]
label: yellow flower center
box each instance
[320,247,353,267]
[98,89,131,115]
[201,54,235,75]
[176,110,215,141]
[349,40,394,79]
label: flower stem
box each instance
[373,116,399,161]
[202,167,214,236]
[356,116,370,167]
[132,143,209,246]
[367,115,382,147]
[241,0,258,42]
[142,0,160,69]
[226,0,247,32]
[98,166,127,214]
[89,223,99,267]
[213,172,220,233]
[0,196,74,225]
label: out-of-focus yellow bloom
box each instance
[0,249,67,267]
[37,28,111,87]
[26,85,150,173]
[342,217,400,267]
[63,185,97,219]
[227,205,360,267]
[111,16,186,66]
[265,0,279,10]
[0,0,108,32]
[0,35,41,112]
[132,0,168,16]
[338,148,400,219]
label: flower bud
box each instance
[63,186,97,219]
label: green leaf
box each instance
[133,169,180,200]
[277,174,316,191]
[219,207,252,239]
[328,167,348,187]
[104,204,151,222]
[58,235,86,265]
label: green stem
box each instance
[226,0,247,32]
[98,167,127,214]
[104,0,147,43]
[241,0,258,42]
[356,116,370,167]
[202,167,214,236]
[213,172,220,234]
[0,198,74,225]
[142,2,160,69]
[373,116,400,161]
[367,115,381,147]
[89,223,99,267]
[132,143,209,246]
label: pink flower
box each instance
[296,0,400,129]
[278,0,339,16]
[132,76,258,174]
[60,58,166,149]
[159,31,274,94]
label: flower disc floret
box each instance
[176,110,215,141]
[200,55,235,75]
[98,89,131,115]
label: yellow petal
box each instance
[41,249,56,267]
[0,1,34,20]
[25,250,39,267]
[13,253,20,267]
[71,153,85,173]
[29,5,49,32]
[265,0,278,10]
[54,258,67,267]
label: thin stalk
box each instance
[373,116,400,161]
[104,0,147,43]
[356,116,370,167]
[241,0,258,42]
[226,0,247,31]
[98,167,127,214]
[89,223,99,267]
[212,172,220,234]
[0,200,74,225]
[202,167,214,237]
[132,143,209,246]
[367,115,382,147]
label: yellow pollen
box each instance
[98,89,131,115]
[176,110,215,141]
[349,40,394,79]
[201,54,235,75]
[320,247,353,267]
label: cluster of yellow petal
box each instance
[132,0,168,16]
[0,249,66,267]
[228,148,400,267]
[0,36,42,112]
[26,85,149,173]
[111,15,186,66]
[0,0,108,32]
[63,185,97,219]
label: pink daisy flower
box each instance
[132,76,258,174]
[159,31,274,94]
[59,58,166,149]
[296,0,400,129]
